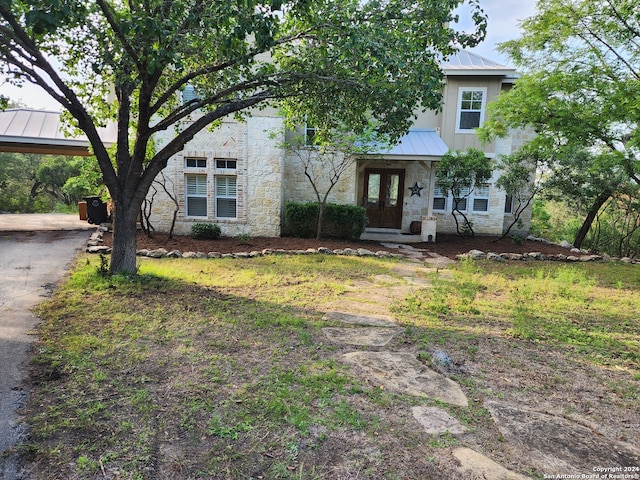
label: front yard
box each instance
[21,254,640,479]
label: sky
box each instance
[1,0,538,112]
[455,0,537,64]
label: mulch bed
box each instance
[100,231,576,259]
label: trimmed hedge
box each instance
[191,223,221,240]
[284,201,366,239]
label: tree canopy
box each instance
[1,0,486,273]
[481,0,639,179]
[478,0,639,248]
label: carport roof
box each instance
[0,108,116,156]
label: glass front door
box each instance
[364,169,404,229]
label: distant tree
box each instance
[33,156,82,204]
[542,150,628,249]
[62,156,105,203]
[478,0,640,247]
[435,148,493,238]
[0,0,486,274]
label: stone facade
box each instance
[147,52,535,239]
[149,115,284,237]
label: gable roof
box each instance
[442,51,517,77]
[0,109,116,156]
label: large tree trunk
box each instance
[573,191,612,249]
[109,200,141,275]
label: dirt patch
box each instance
[101,231,576,259]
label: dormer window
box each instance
[456,88,486,132]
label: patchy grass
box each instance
[21,254,640,479]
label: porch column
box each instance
[427,160,436,219]
[422,160,438,242]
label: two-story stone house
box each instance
[150,51,534,241]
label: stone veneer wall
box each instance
[282,149,357,206]
[148,115,284,237]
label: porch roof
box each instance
[367,129,449,159]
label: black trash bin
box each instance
[84,196,108,224]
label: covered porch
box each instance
[357,129,449,243]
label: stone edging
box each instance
[456,249,638,264]
[85,226,402,260]
[85,226,639,264]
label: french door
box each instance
[364,169,404,229]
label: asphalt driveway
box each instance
[0,214,93,480]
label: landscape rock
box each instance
[411,406,468,435]
[452,448,530,480]
[166,250,182,258]
[322,327,402,347]
[147,248,168,258]
[485,401,640,474]
[86,245,111,254]
[322,311,397,327]
[342,351,468,407]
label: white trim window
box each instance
[456,88,486,132]
[185,174,208,217]
[504,194,514,214]
[185,157,207,168]
[215,158,237,170]
[472,183,490,212]
[215,176,237,218]
[304,123,317,146]
[452,187,470,211]
[433,186,447,211]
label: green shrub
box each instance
[191,223,221,240]
[284,202,366,239]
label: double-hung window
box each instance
[453,187,470,211]
[433,186,447,211]
[456,88,486,132]
[472,183,490,212]
[215,176,237,218]
[185,174,207,217]
[504,194,514,214]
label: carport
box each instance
[0,108,115,156]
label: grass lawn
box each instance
[22,254,640,479]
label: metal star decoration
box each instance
[409,182,423,197]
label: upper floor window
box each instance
[186,157,207,168]
[456,88,486,132]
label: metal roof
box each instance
[0,109,116,156]
[442,51,517,76]
[366,129,449,159]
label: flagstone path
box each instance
[319,247,640,478]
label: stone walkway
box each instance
[319,247,640,479]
